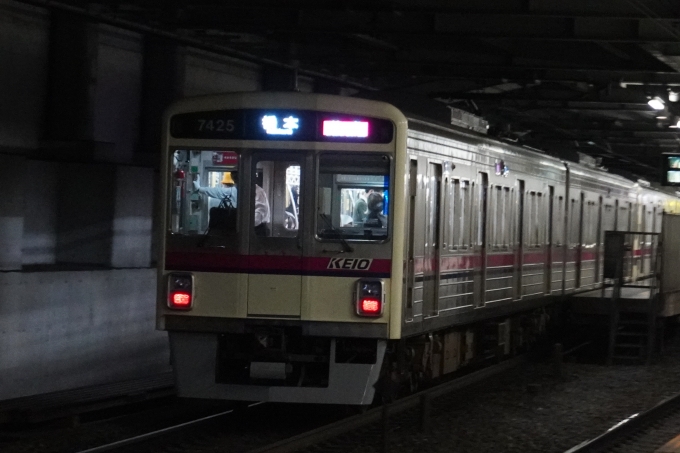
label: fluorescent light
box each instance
[648,97,665,110]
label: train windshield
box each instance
[170,150,241,236]
[317,153,391,241]
[170,149,302,239]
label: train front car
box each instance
[157,93,407,405]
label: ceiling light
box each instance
[670,91,679,103]
[657,116,668,119]
[648,97,665,110]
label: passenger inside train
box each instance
[317,153,390,240]
[171,150,296,237]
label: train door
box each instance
[423,162,442,318]
[475,172,489,307]
[247,152,304,317]
[404,159,418,322]
[514,180,525,299]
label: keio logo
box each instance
[327,258,373,270]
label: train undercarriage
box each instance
[170,307,552,405]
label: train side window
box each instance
[536,192,544,247]
[442,177,449,249]
[460,180,471,249]
[526,191,539,247]
[449,179,461,250]
[491,185,509,250]
[582,201,591,247]
[490,186,499,249]
[554,196,564,246]
[617,204,629,231]
[569,198,580,246]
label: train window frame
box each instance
[490,185,512,251]
[452,178,472,251]
[250,157,302,239]
[526,190,539,248]
[442,175,450,249]
[314,152,393,244]
[569,198,580,246]
[554,195,565,247]
[167,148,243,238]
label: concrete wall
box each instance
[0,0,309,400]
[0,269,166,400]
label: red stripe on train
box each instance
[165,251,392,274]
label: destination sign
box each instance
[170,109,394,143]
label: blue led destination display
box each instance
[170,109,393,143]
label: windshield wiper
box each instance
[320,213,354,253]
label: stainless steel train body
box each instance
[158,92,676,405]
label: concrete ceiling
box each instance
[26,0,680,181]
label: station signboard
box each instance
[662,153,680,186]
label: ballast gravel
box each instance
[304,332,680,453]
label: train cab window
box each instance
[252,160,301,238]
[170,149,241,235]
[317,153,391,241]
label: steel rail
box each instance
[565,391,680,453]
[246,355,526,453]
[73,406,241,453]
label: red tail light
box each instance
[167,273,193,310]
[355,280,384,317]
[170,291,192,308]
[359,298,381,315]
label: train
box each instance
[157,91,679,405]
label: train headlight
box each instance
[355,279,384,317]
[167,273,194,310]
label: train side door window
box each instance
[455,179,472,250]
[569,198,580,247]
[526,191,538,247]
[316,153,391,241]
[554,196,564,246]
[252,159,301,238]
[491,186,511,250]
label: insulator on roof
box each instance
[577,152,599,168]
[449,107,489,134]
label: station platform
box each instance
[569,286,654,316]
[0,372,175,424]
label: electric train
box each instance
[157,91,677,405]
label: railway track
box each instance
[247,355,526,453]
[66,356,525,453]
[566,390,680,453]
